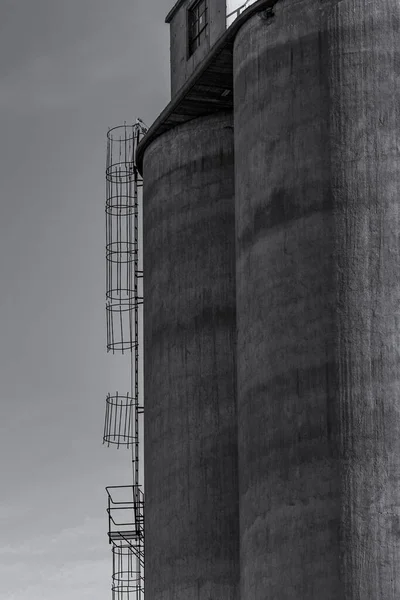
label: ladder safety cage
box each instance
[105,123,144,355]
[112,545,145,600]
[103,119,147,600]
[103,393,136,449]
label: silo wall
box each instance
[234,0,400,598]
[143,112,239,600]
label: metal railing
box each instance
[226,0,257,27]
[106,485,144,537]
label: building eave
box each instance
[137,0,277,174]
[165,0,187,24]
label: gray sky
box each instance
[0,1,170,598]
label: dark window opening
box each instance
[188,0,208,57]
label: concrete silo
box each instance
[234,0,400,598]
[142,111,239,600]
[136,0,400,598]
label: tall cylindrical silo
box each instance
[234,0,400,598]
[142,112,239,600]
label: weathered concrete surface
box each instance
[143,112,239,600]
[234,0,400,598]
[168,0,226,98]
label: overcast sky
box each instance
[0,1,170,598]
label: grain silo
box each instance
[140,3,240,600]
[135,1,400,599]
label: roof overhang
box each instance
[165,0,187,24]
[136,0,277,174]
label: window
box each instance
[188,0,208,57]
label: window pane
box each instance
[188,0,208,56]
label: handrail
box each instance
[226,0,256,22]
[106,484,144,504]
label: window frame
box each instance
[187,0,208,58]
